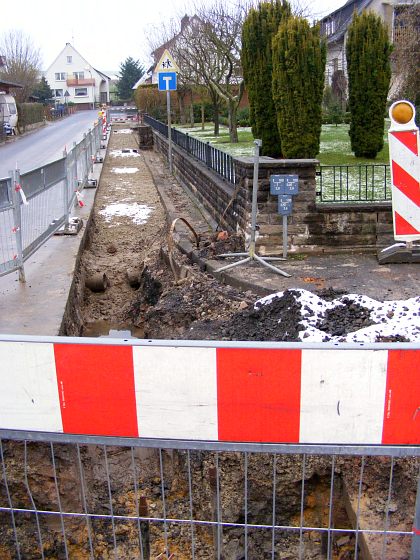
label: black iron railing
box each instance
[144,115,235,184]
[316,164,391,202]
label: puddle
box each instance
[83,320,144,339]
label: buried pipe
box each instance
[167,217,199,282]
[85,272,109,292]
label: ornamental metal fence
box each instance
[0,123,101,281]
[144,115,236,185]
[316,164,392,203]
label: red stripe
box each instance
[54,344,138,437]
[391,130,418,156]
[382,350,420,444]
[217,349,301,443]
[392,160,420,205]
[394,211,420,236]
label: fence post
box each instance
[83,133,89,185]
[10,169,25,283]
[63,148,70,230]
[206,142,212,168]
[412,470,420,559]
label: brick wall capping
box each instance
[316,202,392,213]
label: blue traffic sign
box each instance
[158,72,177,91]
[278,195,293,216]
[270,174,299,195]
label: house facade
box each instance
[44,43,110,109]
[320,0,419,86]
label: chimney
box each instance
[181,15,190,31]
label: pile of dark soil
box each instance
[315,297,375,338]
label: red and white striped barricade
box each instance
[388,100,420,242]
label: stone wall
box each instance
[151,128,393,254]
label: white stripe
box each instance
[133,347,218,440]
[389,133,420,182]
[392,188,420,239]
[0,342,63,432]
[300,350,388,444]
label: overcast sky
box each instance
[0,0,343,75]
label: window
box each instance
[67,56,72,63]
[55,89,63,97]
[8,103,16,114]
[55,72,66,81]
[75,87,88,96]
[73,71,85,80]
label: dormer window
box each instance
[67,56,72,64]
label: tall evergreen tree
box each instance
[272,16,326,158]
[241,0,291,157]
[117,57,145,101]
[346,11,392,158]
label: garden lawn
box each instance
[176,121,391,164]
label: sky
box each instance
[0,0,342,75]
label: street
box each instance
[0,109,98,177]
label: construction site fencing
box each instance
[0,433,418,560]
[0,123,101,281]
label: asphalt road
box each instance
[0,110,98,177]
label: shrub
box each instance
[16,103,44,129]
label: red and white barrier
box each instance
[388,101,420,241]
[0,341,418,444]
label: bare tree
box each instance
[0,30,41,102]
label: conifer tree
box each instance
[346,12,392,158]
[117,57,145,101]
[272,16,326,158]
[241,0,291,157]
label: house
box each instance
[320,0,419,85]
[44,43,111,109]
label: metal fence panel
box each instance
[0,177,19,276]
[0,434,418,560]
[317,164,392,202]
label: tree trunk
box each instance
[201,103,205,130]
[213,106,220,137]
[228,100,238,143]
[178,93,187,125]
[189,104,195,127]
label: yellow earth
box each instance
[391,102,414,124]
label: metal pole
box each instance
[167,89,173,174]
[10,169,25,283]
[249,139,262,256]
[63,148,70,230]
[283,215,288,259]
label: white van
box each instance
[0,93,18,132]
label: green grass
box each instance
[176,121,391,165]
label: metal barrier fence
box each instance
[0,123,101,281]
[0,434,418,560]
[316,164,392,203]
[144,115,236,184]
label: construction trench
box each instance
[0,124,417,559]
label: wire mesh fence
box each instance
[0,123,101,279]
[0,434,418,560]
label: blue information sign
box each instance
[270,174,299,195]
[158,72,177,91]
[278,195,293,216]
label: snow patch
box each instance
[111,167,139,174]
[110,150,140,158]
[256,289,420,343]
[113,129,133,134]
[99,203,153,225]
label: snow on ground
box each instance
[257,289,420,343]
[113,129,133,134]
[111,167,139,174]
[99,203,153,225]
[110,150,140,158]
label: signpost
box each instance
[270,174,299,258]
[156,51,179,174]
